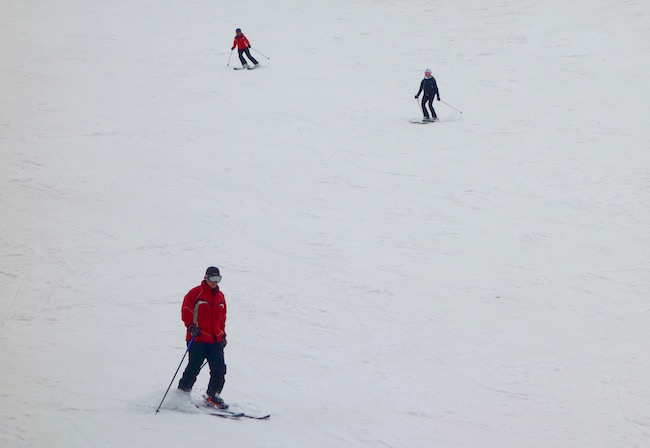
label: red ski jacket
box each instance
[233,34,251,50]
[181,281,226,343]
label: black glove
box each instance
[222,334,227,347]
[437,96,441,101]
[188,324,200,337]
[231,46,235,50]
[414,95,419,99]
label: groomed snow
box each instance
[1,0,649,447]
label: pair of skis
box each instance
[409,118,438,124]
[199,405,270,420]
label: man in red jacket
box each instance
[177,266,229,409]
[231,28,259,69]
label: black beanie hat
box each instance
[205,266,220,277]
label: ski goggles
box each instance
[207,275,222,283]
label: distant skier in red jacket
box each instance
[231,28,259,69]
[177,266,229,410]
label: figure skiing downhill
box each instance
[154,265,270,419]
[415,68,440,121]
[177,266,229,410]
[231,28,259,69]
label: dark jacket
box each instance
[416,77,440,98]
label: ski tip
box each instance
[242,414,271,420]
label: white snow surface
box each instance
[2,0,650,447]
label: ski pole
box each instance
[415,96,422,114]
[250,47,270,59]
[155,336,194,414]
[227,49,233,66]
[441,100,463,114]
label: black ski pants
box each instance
[178,340,226,396]
[421,95,437,118]
[238,48,258,66]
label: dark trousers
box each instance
[178,341,226,396]
[238,48,259,66]
[421,96,437,118]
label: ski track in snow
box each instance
[1,0,650,447]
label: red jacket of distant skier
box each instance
[233,34,251,50]
[181,281,227,343]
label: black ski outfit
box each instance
[415,76,440,119]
